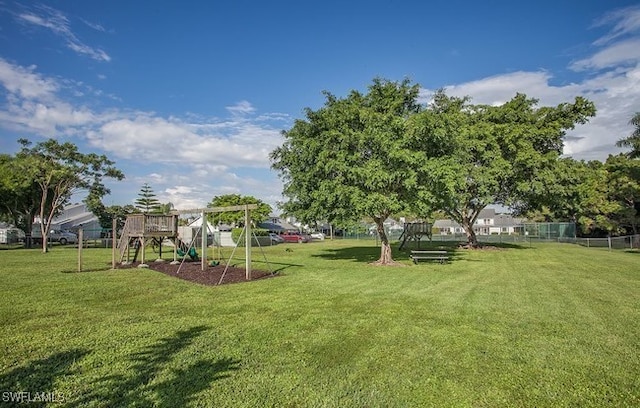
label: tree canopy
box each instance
[271,78,433,264]
[272,78,597,259]
[207,194,271,226]
[15,138,124,252]
[0,153,42,232]
[416,92,595,246]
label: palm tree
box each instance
[616,112,640,159]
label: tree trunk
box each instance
[372,217,400,266]
[462,220,479,248]
[40,222,49,253]
[25,216,34,249]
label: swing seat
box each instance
[177,247,199,260]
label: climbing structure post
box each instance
[245,205,252,280]
[112,218,117,269]
[201,210,207,271]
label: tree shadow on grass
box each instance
[313,241,528,264]
[486,242,531,250]
[0,349,89,405]
[70,326,239,407]
[60,266,113,274]
[312,244,464,263]
[312,245,382,263]
[225,260,304,274]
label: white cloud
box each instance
[0,61,99,136]
[422,67,638,160]
[81,18,106,33]
[15,4,110,62]
[0,59,58,100]
[86,116,283,169]
[0,57,289,209]
[226,100,256,116]
[570,38,640,71]
[429,71,579,106]
[419,5,640,161]
[593,5,640,46]
[158,174,284,211]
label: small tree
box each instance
[207,194,271,226]
[0,154,42,236]
[17,138,124,252]
[158,202,174,215]
[85,190,137,233]
[134,183,161,213]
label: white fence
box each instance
[560,234,640,250]
[422,233,640,250]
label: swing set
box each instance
[115,204,271,281]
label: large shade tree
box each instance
[604,154,640,235]
[271,78,432,265]
[416,92,596,247]
[17,138,124,252]
[519,159,619,235]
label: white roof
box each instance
[187,216,216,230]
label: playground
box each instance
[111,204,275,285]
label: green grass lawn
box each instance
[0,240,639,407]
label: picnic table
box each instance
[410,250,449,264]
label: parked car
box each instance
[31,229,79,245]
[269,232,285,244]
[310,232,325,241]
[280,231,312,243]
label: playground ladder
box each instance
[117,219,132,262]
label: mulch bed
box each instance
[118,260,276,286]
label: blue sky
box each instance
[1,0,639,211]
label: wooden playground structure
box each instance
[114,204,259,280]
[398,222,433,250]
[116,213,179,266]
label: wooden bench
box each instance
[410,250,449,264]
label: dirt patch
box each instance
[118,260,276,286]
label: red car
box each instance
[280,231,312,243]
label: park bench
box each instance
[410,250,449,264]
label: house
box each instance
[0,223,24,244]
[367,218,405,235]
[258,214,299,233]
[434,209,525,236]
[34,203,102,239]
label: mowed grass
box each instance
[0,240,639,407]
